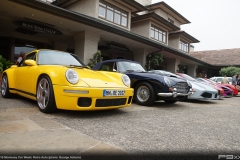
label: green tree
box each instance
[145,51,164,71]
[219,66,240,76]
[87,50,103,69]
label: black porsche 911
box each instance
[92,59,193,106]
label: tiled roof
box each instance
[190,48,240,66]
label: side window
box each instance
[19,52,36,67]
[99,62,115,71]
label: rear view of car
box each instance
[210,77,232,85]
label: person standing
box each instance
[221,75,229,84]
[15,51,25,65]
[235,74,240,91]
[232,73,237,86]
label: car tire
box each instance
[164,100,177,104]
[36,75,57,113]
[134,82,156,106]
[1,74,13,98]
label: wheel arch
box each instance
[132,80,162,95]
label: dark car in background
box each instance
[93,59,193,106]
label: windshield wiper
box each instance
[126,70,135,72]
[67,65,89,69]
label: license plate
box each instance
[103,90,125,96]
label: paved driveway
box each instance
[0,95,240,159]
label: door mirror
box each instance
[24,60,37,66]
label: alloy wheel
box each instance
[1,76,7,96]
[37,78,50,109]
[137,86,150,102]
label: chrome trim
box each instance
[64,89,89,94]
[157,88,192,97]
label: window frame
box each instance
[179,40,189,53]
[150,25,167,44]
[168,18,174,24]
[98,1,128,28]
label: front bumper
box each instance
[53,85,134,110]
[157,88,193,98]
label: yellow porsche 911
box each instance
[1,49,133,113]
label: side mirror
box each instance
[25,60,37,66]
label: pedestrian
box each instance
[221,75,229,84]
[232,73,237,86]
[15,51,25,65]
[235,75,240,91]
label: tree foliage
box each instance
[219,66,240,76]
[145,51,164,71]
[0,55,13,72]
[87,50,103,69]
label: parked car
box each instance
[176,73,219,100]
[92,59,193,106]
[205,78,239,96]
[196,78,233,97]
[210,76,232,85]
[1,50,134,113]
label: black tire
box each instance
[1,74,13,98]
[36,75,57,113]
[164,100,177,104]
[134,82,156,106]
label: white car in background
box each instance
[210,77,232,85]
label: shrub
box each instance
[87,50,103,69]
[0,55,13,72]
[219,66,240,76]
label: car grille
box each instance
[201,92,212,98]
[95,98,127,107]
[172,82,188,93]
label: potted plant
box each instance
[145,51,164,71]
[87,50,103,69]
[0,55,14,85]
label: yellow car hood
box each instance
[76,69,126,88]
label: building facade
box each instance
[1,0,213,77]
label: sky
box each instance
[151,0,240,51]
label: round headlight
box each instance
[122,74,131,87]
[164,76,171,87]
[65,69,79,84]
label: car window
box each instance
[216,78,222,82]
[38,50,85,66]
[117,61,145,72]
[99,62,115,72]
[19,52,36,67]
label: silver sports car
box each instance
[149,70,219,100]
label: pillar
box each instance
[74,31,100,64]
[166,58,180,73]
[187,64,198,77]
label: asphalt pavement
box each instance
[0,94,240,160]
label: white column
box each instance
[187,64,198,77]
[74,31,100,64]
[166,58,180,73]
[133,48,154,69]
